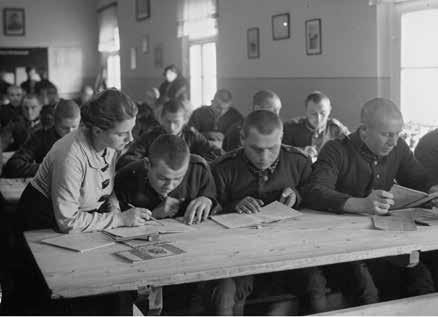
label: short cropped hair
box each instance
[242,110,283,138]
[214,89,232,103]
[22,93,40,105]
[54,99,80,122]
[163,64,179,76]
[161,99,188,116]
[149,134,190,170]
[252,90,280,109]
[81,88,138,130]
[305,91,330,107]
[360,97,402,126]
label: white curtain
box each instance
[177,0,218,40]
[98,4,120,53]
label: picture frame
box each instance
[272,13,290,40]
[141,34,150,54]
[247,27,260,59]
[154,44,163,68]
[136,0,151,21]
[3,8,25,36]
[305,18,322,55]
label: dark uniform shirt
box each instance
[302,130,436,213]
[283,117,350,152]
[2,114,42,152]
[211,145,312,212]
[414,129,438,180]
[222,122,243,152]
[114,154,217,218]
[117,125,224,169]
[3,127,60,178]
[20,79,38,95]
[188,106,243,145]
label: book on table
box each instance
[389,184,438,210]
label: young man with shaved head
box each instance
[303,98,438,303]
[222,89,282,152]
[207,110,327,315]
[283,91,349,161]
[117,99,223,169]
[3,99,81,178]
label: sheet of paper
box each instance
[255,201,302,222]
[390,184,428,210]
[372,211,417,231]
[116,243,185,263]
[41,232,115,253]
[211,201,302,229]
[104,218,194,238]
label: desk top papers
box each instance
[41,231,116,253]
[211,201,302,229]
[104,218,195,239]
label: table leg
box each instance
[133,285,163,316]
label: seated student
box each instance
[74,85,94,107]
[4,94,43,152]
[223,89,282,152]
[131,101,161,141]
[116,134,216,224]
[209,110,327,315]
[20,66,39,95]
[16,89,150,233]
[303,98,437,303]
[188,89,243,149]
[3,99,81,178]
[0,85,23,127]
[38,84,60,130]
[283,91,349,160]
[414,128,438,179]
[117,99,223,169]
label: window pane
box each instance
[107,54,121,89]
[190,44,202,108]
[401,68,438,126]
[201,42,217,105]
[402,9,438,68]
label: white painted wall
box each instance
[0,0,98,95]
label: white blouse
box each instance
[31,127,122,233]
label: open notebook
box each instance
[41,232,116,253]
[211,201,302,229]
[389,184,438,210]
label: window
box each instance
[178,0,217,108]
[98,4,121,90]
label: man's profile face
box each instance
[55,116,80,137]
[361,115,403,157]
[7,87,23,107]
[306,98,331,130]
[242,127,282,170]
[148,159,188,197]
[22,98,42,121]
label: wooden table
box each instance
[24,210,438,306]
[0,177,31,203]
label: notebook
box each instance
[389,184,438,210]
[211,201,302,229]
[41,231,116,253]
[372,210,417,231]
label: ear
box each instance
[358,123,367,139]
[91,126,103,138]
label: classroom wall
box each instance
[0,0,98,96]
[112,0,391,129]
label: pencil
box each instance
[127,203,163,225]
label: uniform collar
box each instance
[76,127,113,170]
[241,149,280,177]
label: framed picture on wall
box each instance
[154,44,163,68]
[136,0,151,21]
[247,27,260,59]
[3,8,25,36]
[305,19,322,55]
[272,13,290,40]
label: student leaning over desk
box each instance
[16,88,152,233]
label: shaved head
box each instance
[252,90,282,114]
[360,98,403,128]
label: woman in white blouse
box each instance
[17,88,151,233]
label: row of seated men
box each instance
[3,87,438,315]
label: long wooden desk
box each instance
[0,177,31,203]
[24,210,438,304]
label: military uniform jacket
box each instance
[115,154,217,218]
[302,130,436,213]
[3,127,61,178]
[283,117,350,152]
[116,125,224,169]
[211,145,312,212]
[222,122,243,152]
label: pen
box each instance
[127,203,163,225]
